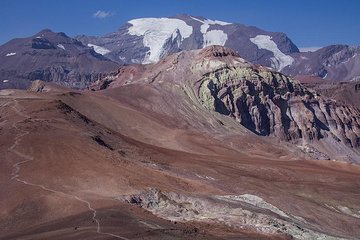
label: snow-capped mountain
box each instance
[1,14,359,89]
[76,14,299,70]
[77,14,360,82]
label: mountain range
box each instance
[1,45,360,239]
[1,14,360,90]
[0,29,119,89]
[1,14,360,240]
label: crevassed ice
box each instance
[127,18,193,64]
[87,44,111,55]
[250,35,294,71]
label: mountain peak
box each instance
[36,28,54,35]
[33,29,69,40]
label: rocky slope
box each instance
[94,46,360,162]
[0,29,119,89]
[1,50,360,239]
[297,76,360,108]
[1,72,360,240]
[284,45,360,81]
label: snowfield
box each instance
[299,47,322,52]
[190,16,231,34]
[87,44,111,55]
[250,35,294,71]
[203,30,228,48]
[127,18,193,64]
[191,16,231,48]
[6,52,16,57]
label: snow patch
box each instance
[87,44,111,55]
[6,52,16,57]
[339,53,358,65]
[127,18,193,63]
[350,76,360,82]
[195,174,216,180]
[191,16,231,48]
[57,44,65,50]
[203,30,228,47]
[337,206,360,218]
[299,47,322,52]
[131,58,142,64]
[191,16,231,34]
[250,35,294,71]
[2,80,9,83]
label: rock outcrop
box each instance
[94,46,360,160]
[197,62,360,147]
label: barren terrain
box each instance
[1,47,360,239]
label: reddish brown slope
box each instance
[1,46,360,239]
[0,82,360,239]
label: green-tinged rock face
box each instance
[196,65,360,147]
[198,79,216,111]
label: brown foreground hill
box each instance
[1,46,360,239]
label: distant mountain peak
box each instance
[76,14,298,69]
[0,29,119,89]
[33,29,70,41]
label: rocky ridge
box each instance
[285,45,360,81]
[95,46,360,162]
[0,29,119,89]
[2,15,360,90]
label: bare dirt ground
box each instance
[1,85,360,239]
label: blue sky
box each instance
[0,0,359,48]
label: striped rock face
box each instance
[94,46,360,163]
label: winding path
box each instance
[7,99,128,240]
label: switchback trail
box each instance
[7,99,128,240]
